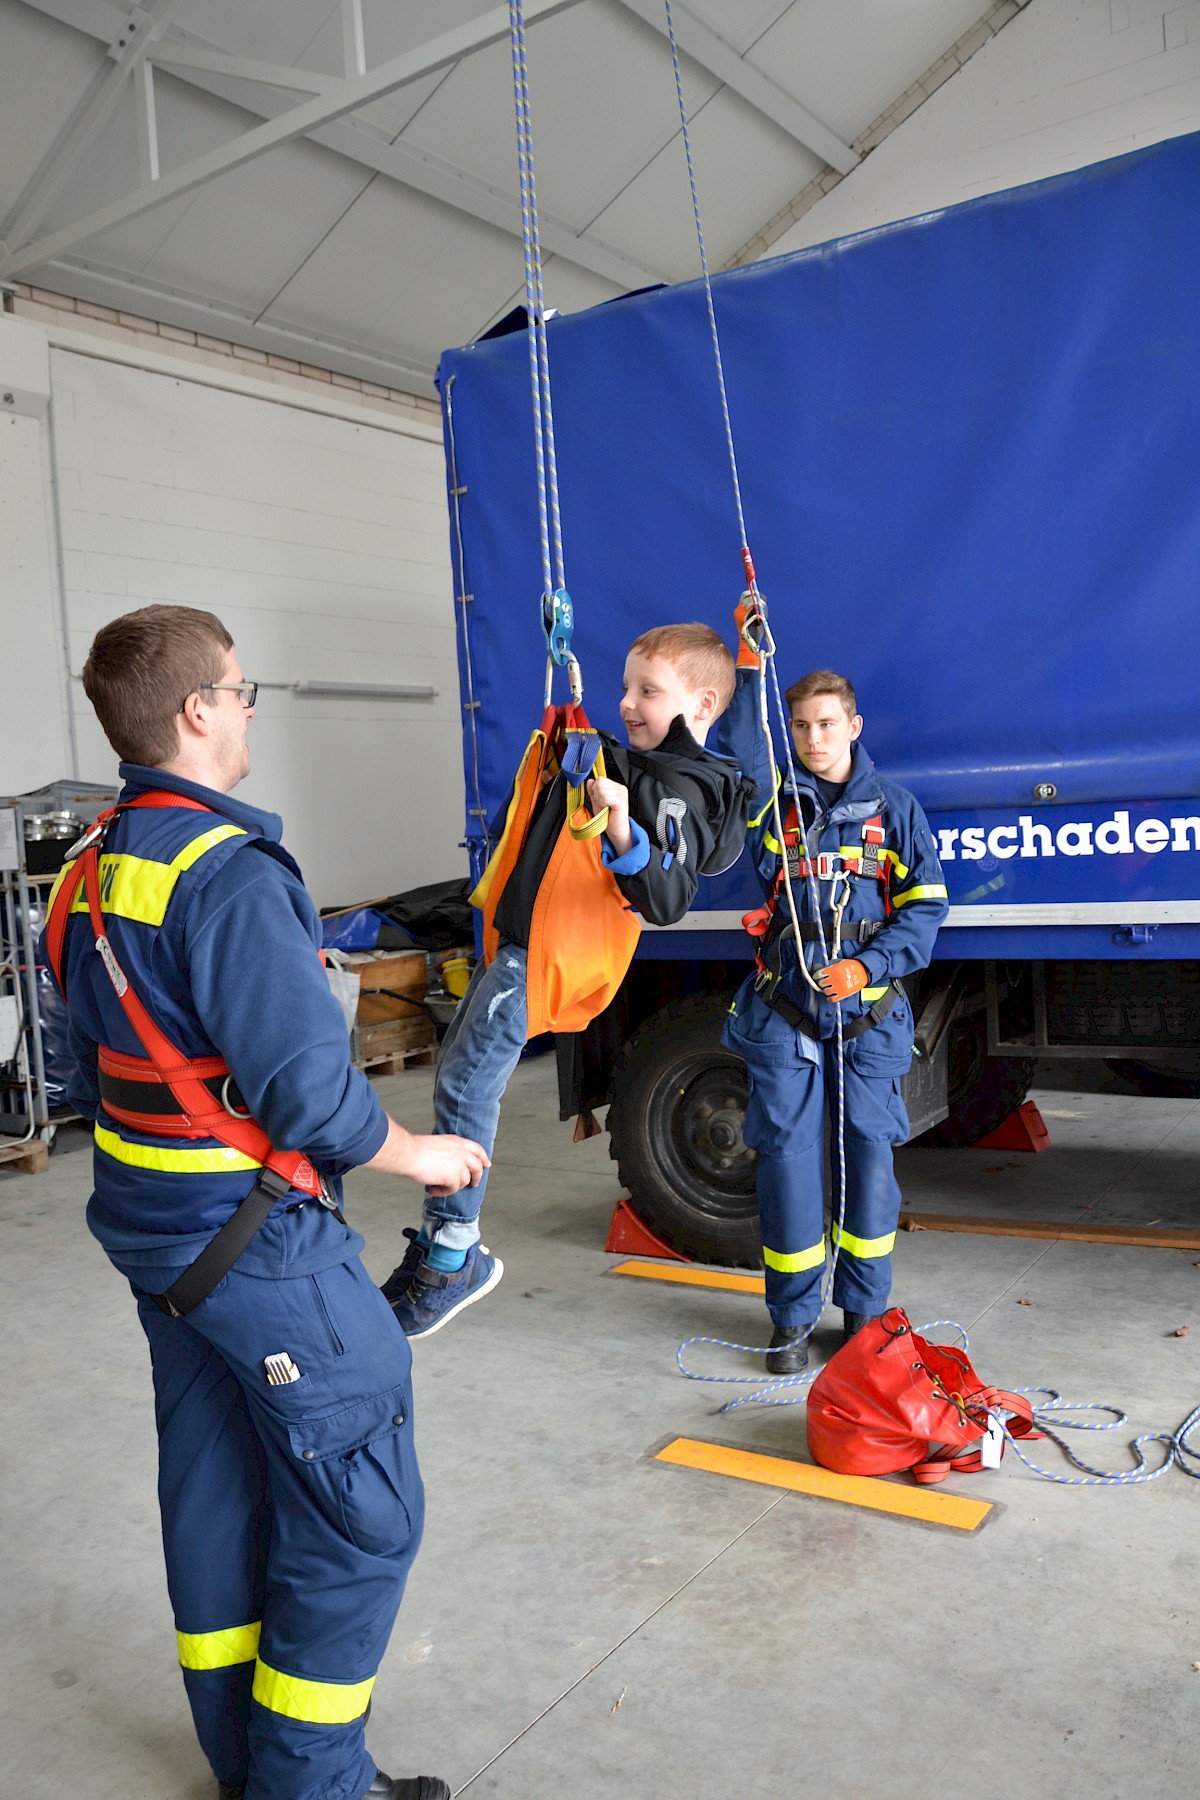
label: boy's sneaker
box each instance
[382,1229,503,1339]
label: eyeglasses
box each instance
[180,681,259,712]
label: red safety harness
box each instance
[741,806,898,1039]
[46,791,333,1316]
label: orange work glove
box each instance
[734,591,767,668]
[817,958,870,1002]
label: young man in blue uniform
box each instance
[719,652,948,1373]
[46,604,488,1800]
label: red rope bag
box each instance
[807,1307,1042,1484]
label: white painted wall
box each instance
[0,318,71,795]
[1,317,464,908]
[770,0,1200,253]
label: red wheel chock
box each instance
[973,1100,1051,1154]
[604,1198,690,1260]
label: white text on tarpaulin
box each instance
[936,812,1200,862]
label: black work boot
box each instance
[217,1784,245,1800]
[765,1325,809,1374]
[842,1310,882,1344]
[365,1774,451,1799]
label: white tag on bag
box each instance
[981,1412,1004,1468]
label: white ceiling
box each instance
[0,0,991,394]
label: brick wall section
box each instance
[724,0,1029,268]
[1,282,440,427]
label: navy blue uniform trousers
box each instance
[112,1208,423,1800]
[726,981,911,1327]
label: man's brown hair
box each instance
[82,604,233,767]
[628,622,736,714]
[785,669,858,720]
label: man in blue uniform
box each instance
[46,604,488,1800]
[719,651,948,1373]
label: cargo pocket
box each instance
[286,1384,423,1558]
[722,973,819,1068]
[846,989,915,1078]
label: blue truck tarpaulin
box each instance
[438,130,1200,957]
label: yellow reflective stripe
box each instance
[469,731,544,910]
[253,1660,375,1725]
[882,849,909,880]
[763,830,784,856]
[177,1620,261,1671]
[69,826,247,927]
[749,768,783,831]
[47,858,77,914]
[891,883,948,909]
[862,985,889,1003]
[762,1238,826,1274]
[832,1223,896,1259]
[95,1123,261,1174]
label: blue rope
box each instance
[662,0,749,556]
[677,1316,1200,1483]
[507,1,570,664]
[663,0,852,1339]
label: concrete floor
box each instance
[3,1061,1199,1800]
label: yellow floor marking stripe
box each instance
[609,1259,765,1294]
[656,1437,993,1532]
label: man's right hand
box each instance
[366,1119,490,1195]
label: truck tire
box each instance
[607,992,762,1267]
[924,1013,1036,1147]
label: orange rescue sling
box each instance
[470,702,640,1036]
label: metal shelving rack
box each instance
[0,779,116,1163]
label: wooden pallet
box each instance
[360,1043,437,1075]
[0,1136,50,1175]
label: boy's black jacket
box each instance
[492,715,756,943]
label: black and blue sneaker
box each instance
[382,1229,504,1339]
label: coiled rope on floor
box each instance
[677,1317,1200,1484]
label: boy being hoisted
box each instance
[383,623,754,1338]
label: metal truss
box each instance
[610,0,859,174]
[0,0,609,281]
[2,0,859,301]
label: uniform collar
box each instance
[117,763,284,843]
[788,742,884,816]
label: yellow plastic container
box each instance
[442,955,473,999]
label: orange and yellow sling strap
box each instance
[470,700,640,1037]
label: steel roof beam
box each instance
[161,63,666,293]
[7,0,664,292]
[36,253,439,394]
[147,42,339,95]
[0,0,184,259]
[609,0,859,175]
[0,0,588,279]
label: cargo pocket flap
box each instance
[287,1383,408,1463]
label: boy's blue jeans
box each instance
[421,943,529,1251]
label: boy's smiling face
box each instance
[619,650,716,750]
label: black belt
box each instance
[768,916,885,947]
[150,1168,302,1319]
[99,1068,245,1117]
[756,971,900,1042]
